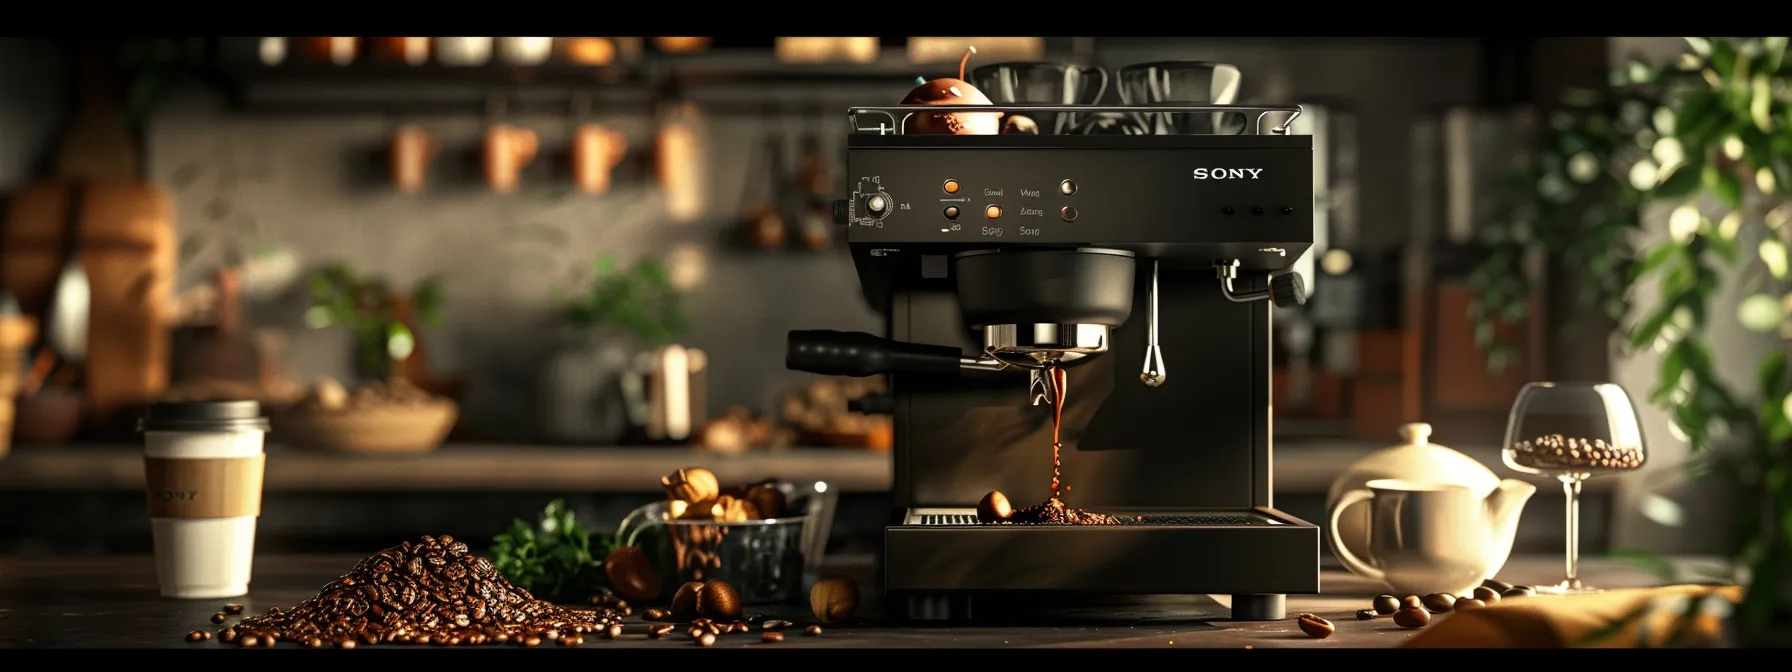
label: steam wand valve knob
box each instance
[832,199,851,226]
[1269,271,1307,308]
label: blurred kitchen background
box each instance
[0,36,1719,564]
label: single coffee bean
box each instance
[1355,609,1377,620]
[764,619,791,630]
[1504,586,1535,598]
[1421,593,1457,613]
[805,624,823,636]
[210,612,228,624]
[1296,613,1335,639]
[336,638,356,649]
[1399,595,1423,611]
[1482,579,1514,593]
[607,624,623,639]
[762,631,786,643]
[1372,594,1401,615]
[522,636,542,647]
[1472,586,1501,603]
[239,635,260,647]
[219,627,238,643]
[557,635,581,647]
[1392,607,1431,628]
[306,637,323,648]
[697,632,717,647]
[1454,598,1487,610]
[734,622,752,634]
[185,630,206,642]
[222,604,245,615]
[688,627,705,639]
[643,608,668,621]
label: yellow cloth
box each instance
[1402,585,1742,648]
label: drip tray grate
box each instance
[909,512,1277,526]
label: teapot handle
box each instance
[1328,489,1386,582]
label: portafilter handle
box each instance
[786,330,967,377]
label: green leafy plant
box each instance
[117,38,187,129]
[488,499,619,603]
[562,256,688,345]
[1471,37,1792,643]
[303,263,444,379]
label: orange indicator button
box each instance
[985,205,1002,219]
[943,179,960,194]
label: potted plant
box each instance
[1469,37,1792,644]
[303,263,444,381]
[538,256,689,444]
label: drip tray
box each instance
[904,509,1285,526]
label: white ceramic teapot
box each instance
[1326,422,1534,582]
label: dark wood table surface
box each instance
[0,554,1708,649]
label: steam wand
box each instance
[1215,260,1308,308]
[1140,260,1167,387]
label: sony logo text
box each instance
[1191,168,1263,180]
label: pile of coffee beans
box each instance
[1352,579,1538,629]
[196,535,619,647]
[1510,434,1643,471]
[1002,497,1121,525]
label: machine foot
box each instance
[889,591,973,622]
[1229,594,1285,621]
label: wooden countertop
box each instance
[0,440,1610,494]
[0,554,1713,648]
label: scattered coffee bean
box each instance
[1454,598,1487,610]
[1482,579,1513,593]
[522,636,542,647]
[219,627,238,643]
[1393,607,1430,628]
[763,619,792,630]
[735,622,753,634]
[1296,613,1335,639]
[688,627,705,639]
[805,624,823,636]
[1372,594,1401,615]
[607,624,623,639]
[648,624,673,639]
[1504,585,1535,598]
[643,608,668,621]
[1399,595,1423,611]
[697,632,717,647]
[558,635,582,647]
[307,637,323,648]
[1472,586,1501,603]
[185,630,207,642]
[336,638,356,649]
[1422,593,1457,613]
[223,604,245,615]
[210,612,228,624]
[239,635,260,647]
[762,631,785,643]
[1355,609,1378,620]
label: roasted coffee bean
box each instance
[558,635,581,647]
[1400,595,1423,611]
[688,627,705,639]
[649,624,674,639]
[1472,586,1501,603]
[671,581,704,620]
[1372,594,1401,615]
[1454,598,1487,610]
[1482,579,1513,593]
[1296,613,1335,639]
[762,631,785,643]
[763,619,791,630]
[522,636,542,647]
[185,630,207,642]
[643,608,668,621]
[697,632,716,647]
[240,635,260,647]
[336,638,356,649]
[805,624,823,636]
[1503,586,1536,598]
[732,622,752,634]
[210,612,229,624]
[696,580,743,620]
[1355,609,1378,620]
[1421,593,1457,613]
[219,627,238,643]
[607,624,624,639]
[1393,607,1430,628]
[223,604,245,615]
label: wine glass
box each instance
[1502,382,1648,594]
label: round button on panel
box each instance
[1060,206,1077,222]
[866,194,889,216]
[944,206,960,220]
[944,179,960,194]
[986,205,1003,219]
[1059,179,1077,196]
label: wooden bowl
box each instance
[272,400,458,455]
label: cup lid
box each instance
[139,400,270,433]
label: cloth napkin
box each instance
[1402,584,1742,648]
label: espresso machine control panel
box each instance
[840,134,1315,268]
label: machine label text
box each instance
[981,227,1004,237]
[1191,168,1263,180]
[1019,227,1041,236]
[899,202,911,210]
[1017,207,1043,217]
[1019,188,1040,197]
[984,188,1003,196]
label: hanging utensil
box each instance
[793,109,834,251]
[24,182,93,395]
[739,106,786,249]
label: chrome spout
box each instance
[1141,260,1167,387]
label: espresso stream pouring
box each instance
[783,63,1320,622]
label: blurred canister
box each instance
[140,401,270,599]
[0,304,36,457]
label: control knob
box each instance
[1269,272,1307,308]
[864,192,893,218]
[832,199,850,225]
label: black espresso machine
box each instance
[785,101,1321,622]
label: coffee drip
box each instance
[986,364,1121,526]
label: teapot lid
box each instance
[1398,422,1434,445]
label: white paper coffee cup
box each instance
[140,401,271,600]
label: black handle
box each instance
[786,330,964,377]
[848,395,894,415]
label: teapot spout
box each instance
[1483,479,1538,575]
